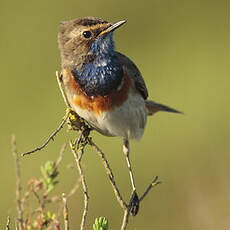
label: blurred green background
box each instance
[1,0,230,229]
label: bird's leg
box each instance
[123,139,136,191]
[123,139,139,216]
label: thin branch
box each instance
[139,176,161,202]
[23,179,36,223]
[6,216,10,230]
[67,177,81,198]
[120,176,160,230]
[89,139,129,230]
[88,138,127,210]
[21,111,70,156]
[121,209,130,230]
[56,176,82,222]
[56,71,71,108]
[56,71,84,132]
[21,71,74,157]
[32,189,42,210]
[12,135,24,230]
[70,136,89,230]
[53,143,67,172]
[62,193,69,230]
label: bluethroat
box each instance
[58,17,181,215]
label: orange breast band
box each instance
[67,69,131,115]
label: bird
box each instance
[58,17,181,215]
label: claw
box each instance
[129,190,140,216]
[67,109,82,131]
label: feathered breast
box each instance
[66,69,131,115]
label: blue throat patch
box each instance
[72,33,123,96]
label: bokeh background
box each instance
[1,0,230,229]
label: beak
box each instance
[98,20,127,37]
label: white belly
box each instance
[72,92,147,140]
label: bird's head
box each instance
[58,17,126,69]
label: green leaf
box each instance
[93,217,108,230]
[40,161,59,194]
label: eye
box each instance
[83,31,92,39]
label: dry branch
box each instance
[62,193,69,230]
[88,138,127,210]
[21,111,70,157]
[67,177,81,198]
[12,135,24,230]
[70,133,89,230]
[5,216,10,230]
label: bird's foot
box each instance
[66,108,92,136]
[129,190,140,216]
[66,108,83,131]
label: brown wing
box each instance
[115,52,148,99]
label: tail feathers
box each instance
[145,100,182,115]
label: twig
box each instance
[88,138,127,209]
[6,216,10,230]
[120,178,160,230]
[70,134,89,230]
[24,182,32,224]
[21,71,74,157]
[62,193,69,230]
[53,143,67,172]
[56,71,84,131]
[56,176,82,222]
[139,176,161,202]
[32,189,42,209]
[56,71,71,108]
[21,111,70,156]
[67,177,81,198]
[121,209,130,230]
[12,135,24,230]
